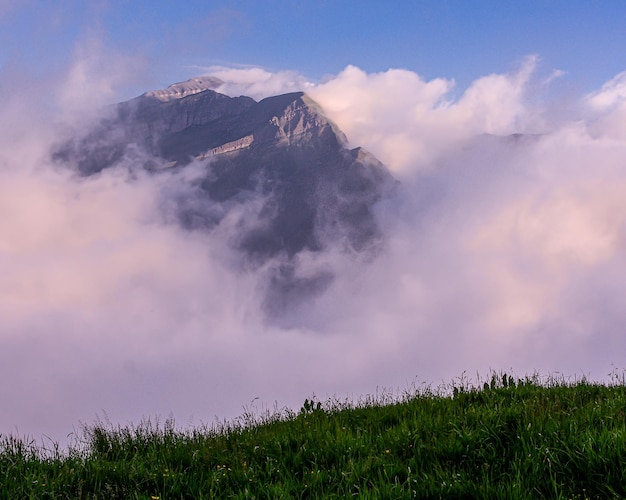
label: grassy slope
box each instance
[2,374,626,499]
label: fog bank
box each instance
[2,56,626,444]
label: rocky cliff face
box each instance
[54,78,395,316]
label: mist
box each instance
[2,54,626,445]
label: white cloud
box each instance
[3,56,626,447]
[198,65,314,101]
[308,56,544,174]
[584,71,626,139]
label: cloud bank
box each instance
[2,54,626,446]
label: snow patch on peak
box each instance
[144,76,224,102]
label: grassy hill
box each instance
[2,372,626,499]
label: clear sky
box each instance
[2,0,626,97]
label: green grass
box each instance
[2,372,626,499]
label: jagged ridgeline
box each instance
[54,78,395,315]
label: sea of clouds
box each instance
[2,52,626,445]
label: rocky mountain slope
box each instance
[54,78,395,316]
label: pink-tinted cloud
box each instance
[2,55,626,448]
[309,57,544,174]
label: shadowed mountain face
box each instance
[54,79,395,317]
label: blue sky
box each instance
[2,0,626,97]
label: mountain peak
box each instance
[53,81,394,316]
[241,91,347,149]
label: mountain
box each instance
[54,78,395,317]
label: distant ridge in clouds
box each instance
[1,57,626,447]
